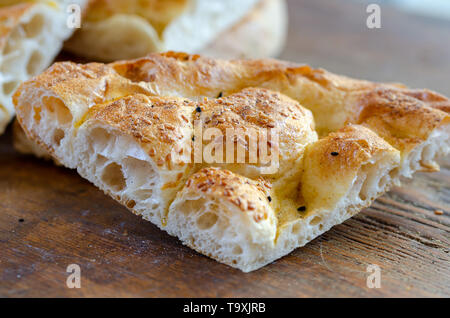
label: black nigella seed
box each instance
[297,206,306,212]
[331,152,339,156]
[217,92,223,98]
[267,196,272,202]
[192,136,195,141]
[18,219,24,223]
[195,107,202,113]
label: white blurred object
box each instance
[374,0,450,20]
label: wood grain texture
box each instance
[1,0,449,297]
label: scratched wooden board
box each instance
[0,0,449,297]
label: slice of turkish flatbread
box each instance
[0,0,87,135]
[64,0,286,62]
[13,53,449,271]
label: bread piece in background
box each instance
[203,0,287,59]
[64,0,287,62]
[0,0,88,135]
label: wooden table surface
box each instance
[1,0,449,297]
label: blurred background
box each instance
[281,0,450,96]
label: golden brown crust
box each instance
[307,125,393,173]
[200,87,312,131]
[14,61,151,122]
[356,88,449,152]
[400,88,450,113]
[111,52,295,94]
[196,87,316,176]
[183,167,271,219]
